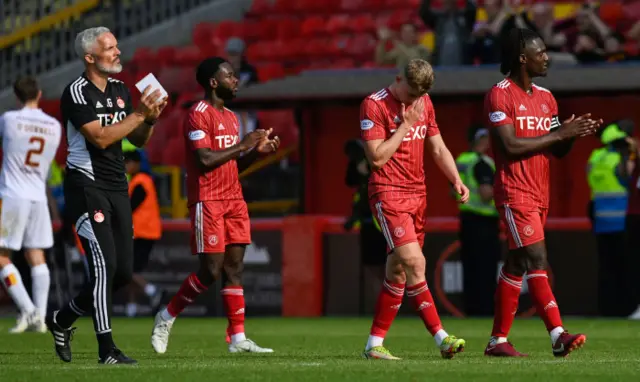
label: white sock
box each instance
[231,332,246,344]
[0,264,36,314]
[125,303,137,317]
[490,336,508,345]
[550,326,564,344]
[160,308,175,322]
[144,283,157,297]
[30,264,50,318]
[434,329,449,346]
[366,335,384,350]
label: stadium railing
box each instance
[0,0,216,89]
[152,142,300,218]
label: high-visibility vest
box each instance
[456,151,498,217]
[587,147,627,233]
[48,161,65,213]
[128,173,162,240]
[352,190,382,231]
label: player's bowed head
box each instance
[391,59,435,107]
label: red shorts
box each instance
[189,200,251,254]
[498,204,548,250]
[371,197,427,253]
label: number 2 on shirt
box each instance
[24,136,45,168]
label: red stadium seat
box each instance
[327,36,350,56]
[257,18,280,40]
[295,0,340,13]
[326,14,351,35]
[388,9,415,29]
[388,0,420,9]
[275,39,302,61]
[156,46,177,66]
[345,34,376,58]
[350,14,377,34]
[276,18,301,40]
[242,20,263,42]
[173,45,205,67]
[192,22,217,48]
[215,21,244,40]
[256,63,286,81]
[132,47,155,64]
[247,0,273,17]
[251,40,277,61]
[273,0,297,14]
[599,2,624,26]
[300,16,327,37]
[303,38,331,58]
[341,0,385,12]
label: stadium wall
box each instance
[116,217,597,317]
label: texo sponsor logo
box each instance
[215,135,240,148]
[390,125,428,142]
[516,116,552,131]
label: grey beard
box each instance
[96,61,123,74]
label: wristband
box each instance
[144,119,156,126]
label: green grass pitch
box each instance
[0,317,638,381]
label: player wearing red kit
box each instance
[484,28,601,357]
[151,57,280,354]
[360,59,470,360]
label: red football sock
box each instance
[407,281,442,336]
[166,273,207,318]
[526,270,563,332]
[222,286,245,335]
[369,279,405,338]
[491,269,523,337]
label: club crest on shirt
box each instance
[94,210,105,223]
[116,97,125,109]
[540,104,549,114]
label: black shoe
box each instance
[99,348,138,365]
[46,311,75,363]
[150,289,168,316]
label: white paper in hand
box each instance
[135,73,168,100]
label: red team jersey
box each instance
[359,88,440,201]
[184,100,244,205]
[484,78,560,208]
[359,88,440,252]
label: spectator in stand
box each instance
[626,20,640,59]
[375,23,430,69]
[571,3,623,63]
[529,2,567,52]
[471,0,532,64]
[225,37,258,89]
[419,0,477,66]
[224,37,259,141]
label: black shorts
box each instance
[133,238,156,272]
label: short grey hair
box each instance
[75,26,111,59]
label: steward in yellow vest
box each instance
[454,127,501,317]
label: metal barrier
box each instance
[151,143,301,219]
[0,0,216,89]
